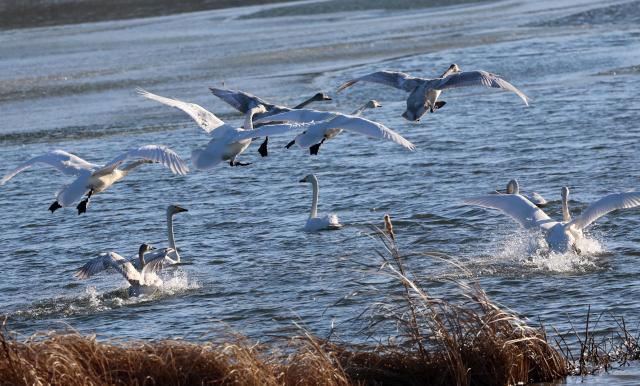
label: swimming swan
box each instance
[252,101,414,155]
[503,179,548,207]
[138,88,268,168]
[75,243,175,297]
[464,187,640,253]
[209,87,332,156]
[299,174,342,231]
[337,64,530,121]
[0,145,188,214]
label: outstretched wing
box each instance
[253,109,338,125]
[104,145,189,175]
[337,71,423,93]
[141,248,178,274]
[433,71,530,105]
[137,88,225,133]
[313,115,415,151]
[75,252,142,285]
[209,87,279,114]
[464,194,555,230]
[234,123,310,141]
[1,150,97,186]
[569,192,640,230]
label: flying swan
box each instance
[464,186,640,253]
[138,88,269,169]
[337,64,530,121]
[0,145,188,214]
[299,174,342,231]
[252,101,414,155]
[209,87,332,156]
[75,243,176,297]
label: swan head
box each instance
[365,100,382,109]
[442,63,461,77]
[299,174,317,184]
[506,179,519,195]
[138,243,156,266]
[312,92,332,102]
[168,204,188,216]
[561,186,570,200]
[251,104,268,115]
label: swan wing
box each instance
[253,109,338,125]
[137,88,225,133]
[318,115,416,150]
[104,145,189,175]
[75,252,142,285]
[337,71,423,93]
[569,192,640,230]
[209,87,279,114]
[433,71,530,105]
[234,123,309,141]
[464,194,554,230]
[141,248,177,274]
[1,150,97,186]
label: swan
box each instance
[299,174,342,231]
[209,87,332,156]
[337,64,530,121]
[164,204,188,263]
[502,179,548,207]
[252,101,414,155]
[75,243,175,297]
[0,145,188,214]
[138,88,268,168]
[464,186,640,253]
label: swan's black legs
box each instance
[230,160,252,167]
[285,139,296,149]
[49,201,62,213]
[309,138,325,155]
[258,137,269,157]
[76,189,93,215]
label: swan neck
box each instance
[293,95,316,109]
[562,192,571,222]
[167,211,180,261]
[351,105,366,116]
[310,178,319,219]
[138,250,146,268]
[243,106,262,130]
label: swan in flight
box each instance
[209,87,332,157]
[0,145,188,214]
[138,88,268,168]
[75,244,175,297]
[253,101,414,155]
[299,174,342,231]
[464,186,640,253]
[337,64,530,121]
[500,179,548,207]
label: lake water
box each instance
[1,0,639,382]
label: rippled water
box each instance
[1,0,640,382]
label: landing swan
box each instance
[465,186,640,253]
[164,204,188,264]
[299,174,342,231]
[75,244,175,297]
[337,64,530,121]
[0,145,188,214]
[252,101,414,155]
[503,179,548,207]
[138,88,267,168]
[209,87,331,156]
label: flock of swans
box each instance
[2,64,639,296]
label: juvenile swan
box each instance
[504,179,548,207]
[0,145,188,214]
[465,187,640,253]
[209,87,332,156]
[75,244,175,297]
[138,88,268,168]
[252,102,414,155]
[299,174,342,231]
[337,64,530,121]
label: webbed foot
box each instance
[49,201,62,213]
[258,137,269,157]
[285,139,296,149]
[77,199,89,215]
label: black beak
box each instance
[299,179,306,183]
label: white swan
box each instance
[138,88,268,168]
[504,179,548,207]
[164,204,187,263]
[0,145,188,215]
[337,64,530,121]
[299,174,342,231]
[209,87,332,156]
[252,101,414,155]
[75,244,175,297]
[465,186,640,253]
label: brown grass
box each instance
[0,215,637,385]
